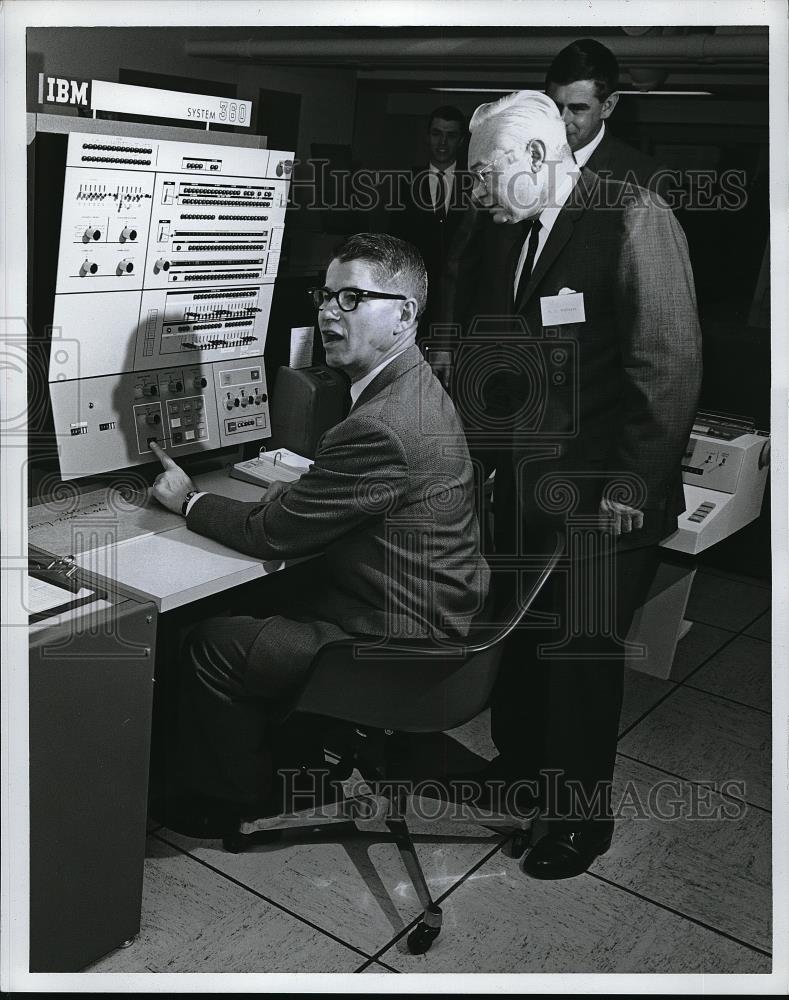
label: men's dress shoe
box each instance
[520,826,614,880]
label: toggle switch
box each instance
[119,227,138,242]
[154,258,171,274]
[145,384,158,396]
[168,379,183,393]
[79,259,99,276]
[83,227,101,242]
[117,259,134,275]
[145,413,161,426]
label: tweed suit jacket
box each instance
[441,131,669,327]
[585,132,667,195]
[187,345,490,673]
[469,168,702,549]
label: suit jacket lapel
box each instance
[513,169,600,312]
[353,345,423,410]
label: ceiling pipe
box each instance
[184,33,768,64]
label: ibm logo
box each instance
[38,74,91,108]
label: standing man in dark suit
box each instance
[392,106,470,339]
[440,38,666,348]
[150,233,490,830]
[463,90,700,877]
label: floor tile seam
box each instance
[684,615,740,633]
[613,751,772,814]
[587,870,772,958]
[676,626,751,687]
[364,836,509,965]
[694,568,771,592]
[673,626,767,689]
[737,606,774,632]
[681,681,772,716]
[617,681,684,740]
[354,957,400,973]
[149,829,376,962]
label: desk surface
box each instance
[28,468,290,613]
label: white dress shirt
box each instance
[513,169,579,296]
[429,162,455,214]
[571,120,606,169]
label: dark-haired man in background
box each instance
[392,105,471,340]
[545,37,665,191]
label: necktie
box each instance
[434,170,447,221]
[513,217,542,305]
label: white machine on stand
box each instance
[626,411,770,678]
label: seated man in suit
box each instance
[150,233,490,832]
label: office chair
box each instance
[223,531,564,955]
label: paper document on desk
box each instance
[230,448,313,488]
[26,575,94,615]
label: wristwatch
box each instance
[181,490,199,516]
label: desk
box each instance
[28,468,293,612]
[29,582,156,971]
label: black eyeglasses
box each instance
[307,286,407,312]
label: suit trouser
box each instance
[176,614,287,808]
[490,531,661,833]
[170,564,332,807]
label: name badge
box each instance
[540,290,585,326]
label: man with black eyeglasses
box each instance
[149,233,489,834]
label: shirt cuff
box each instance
[185,491,206,516]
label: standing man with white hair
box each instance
[463,90,701,878]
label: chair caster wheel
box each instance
[224,828,282,852]
[407,920,441,955]
[501,830,530,858]
[223,831,247,853]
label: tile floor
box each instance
[85,568,773,976]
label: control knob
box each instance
[168,379,183,393]
[83,227,101,242]
[79,259,99,276]
[193,376,208,390]
[145,413,161,426]
[117,259,134,275]
[154,258,171,274]
[119,227,138,242]
[145,384,158,397]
